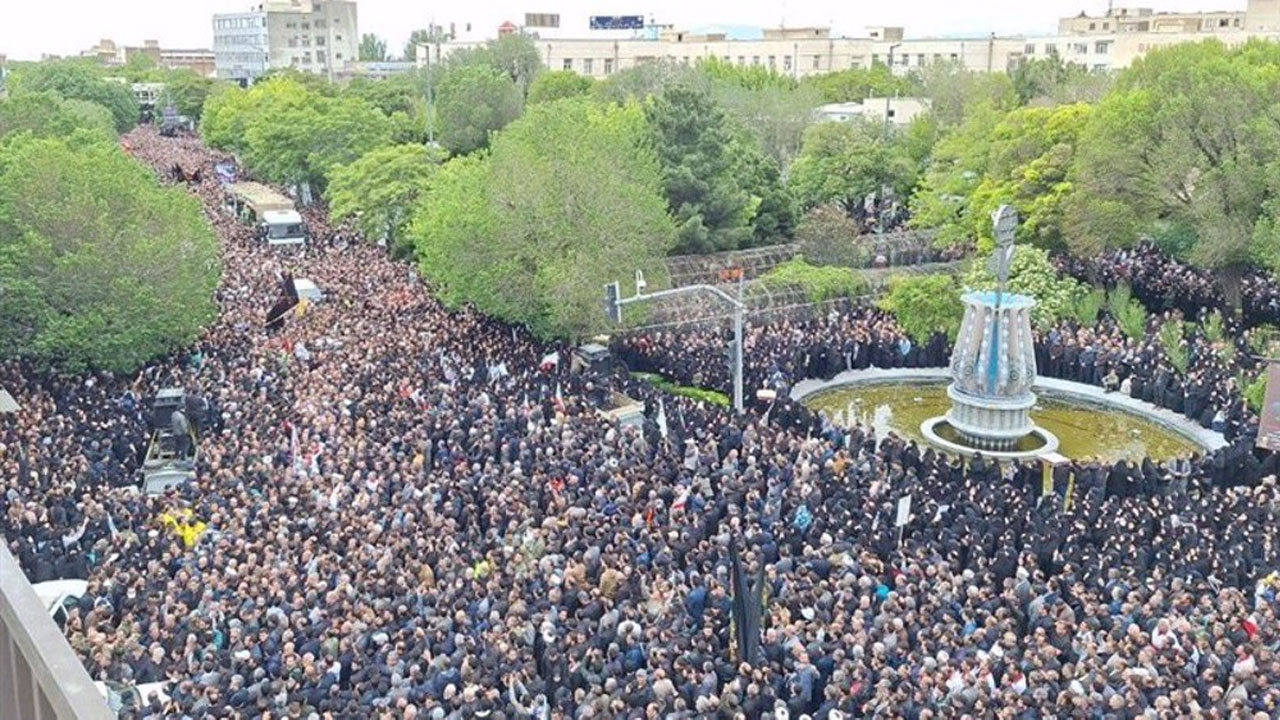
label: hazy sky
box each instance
[1,0,1247,60]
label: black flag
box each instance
[729,534,761,665]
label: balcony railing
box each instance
[0,545,111,719]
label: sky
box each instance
[0,0,1249,61]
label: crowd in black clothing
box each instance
[1,128,1280,719]
[1056,243,1280,328]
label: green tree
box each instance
[163,69,214,121]
[790,120,917,216]
[962,246,1085,328]
[1010,56,1111,106]
[0,132,220,371]
[917,62,1017,129]
[359,33,388,61]
[328,143,445,252]
[0,91,115,140]
[1068,40,1280,308]
[800,65,918,104]
[879,274,963,342]
[646,85,756,253]
[410,98,675,339]
[528,70,593,104]
[11,60,139,131]
[436,64,521,154]
[710,79,822,172]
[911,103,1090,251]
[698,57,797,91]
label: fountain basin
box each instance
[793,369,1225,463]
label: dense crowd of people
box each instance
[2,127,1279,719]
[1057,243,1280,328]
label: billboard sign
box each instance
[1257,362,1280,452]
[590,15,645,30]
[525,13,560,28]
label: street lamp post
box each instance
[606,277,746,412]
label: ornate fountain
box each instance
[921,206,1059,458]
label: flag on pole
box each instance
[657,398,669,439]
[672,486,689,514]
[289,422,302,478]
[554,382,565,412]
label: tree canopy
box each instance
[202,77,392,191]
[1068,39,1280,306]
[435,64,522,155]
[528,70,594,105]
[790,120,917,217]
[328,143,445,252]
[9,60,139,131]
[359,33,389,62]
[0,131,220,371]
[410,97,675,339]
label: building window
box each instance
[752,56,760,65]
[1025,43,1035,54]
[604,58,614,74]
[1095,41,1110,54]
[812,55,820,69]
[1045,43,1057,55]
[1102,22,1109,30]
[738,55,745,65]
[783,55,792,71]
[583,58,593,74]
[767,55,776,68]
[1088,22,1096,30]
[872,54,880,65]
[1072,43,1089,54]
[316,36,325,46]
[335,52,342,59]
[301,22,310,30]
[917,54,925,65]
[316,50,326,64]
[563,58,573,70]
[949,53,959,61]
[1093,63,1107,71]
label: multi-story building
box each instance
[416,1,1280,83]
[213,0,358,85]
[80,39,216,76]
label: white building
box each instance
[213,0,358,85]
[416,1,1280,81]
[817,97,931,126]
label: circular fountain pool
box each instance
[805,383,1202,463]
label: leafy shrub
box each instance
[756,258,868,303]
[1108,284,1149,341]
[962,246,1084,328]
[1072,287,1106,327]
[1157,320,1189,376]
[879,273,963,343]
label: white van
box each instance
[31,578,87,629]
[262,210,308,246]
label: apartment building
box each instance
[416,1,1280,82]
[213,0,358,85]
[80,39,216,76]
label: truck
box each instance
[141,388,198,495]
[224,182,308,246]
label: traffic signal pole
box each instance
[606,277,745,413]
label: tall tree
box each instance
[11,60,139,131]
[528,70,593,105]
[646,85,756,254]
[411,98,675,339]
[1068,40,1280,308]
[800,65,919,104]
[0,132,220,371]
[435,64,521,155]
[0,91,116,140]
[359,33,388,62]
[163,69,214,121]
[328,143,445,252]
[789,120,917,217]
